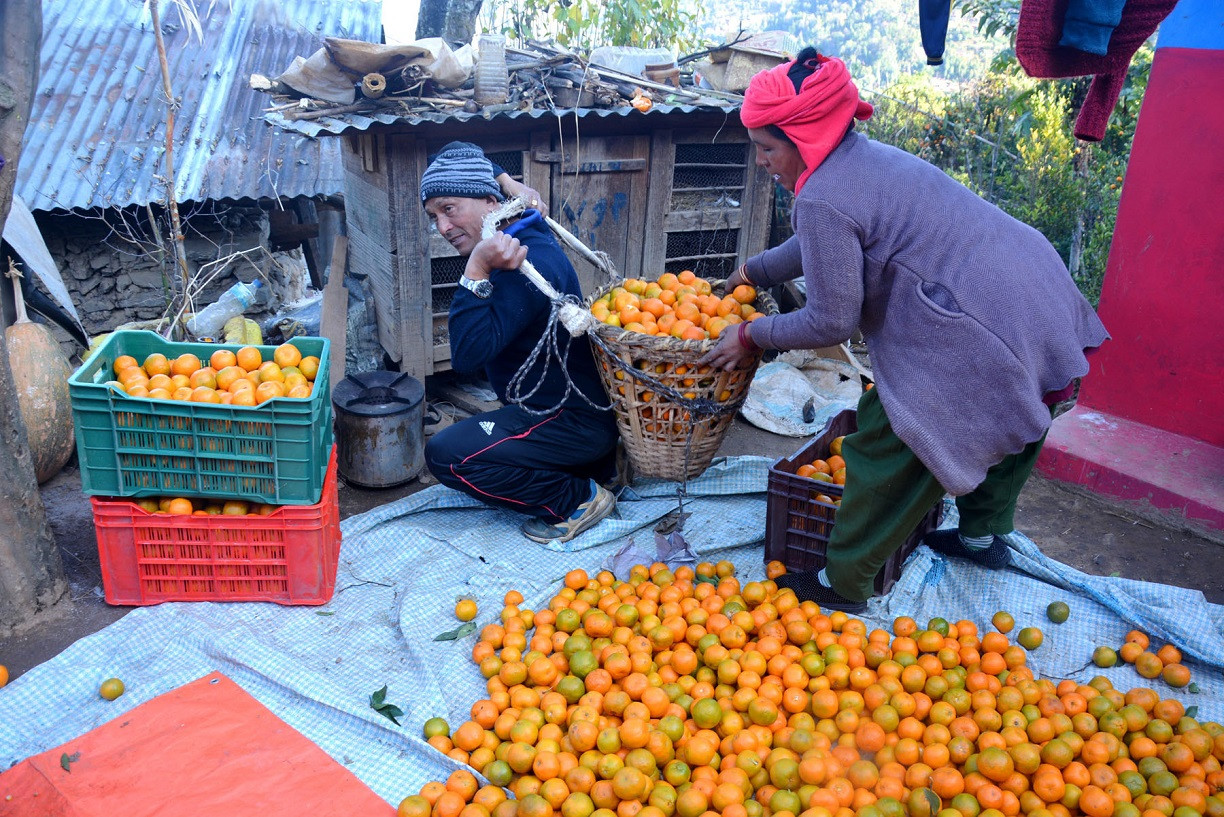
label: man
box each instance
[421,142,620,544]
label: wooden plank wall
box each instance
[386,133,432,382]
[342,132,400,364]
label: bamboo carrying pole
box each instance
[481,198,599,336]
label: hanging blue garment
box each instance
[919,0,952,65]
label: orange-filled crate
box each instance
[91,447,341,606]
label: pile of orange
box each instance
[106,344,320,406]
[1114,632,1195,691]
[131,496,280,517]
[403,563,1224,817]
[797,436,849,495]
[591,272,766,341]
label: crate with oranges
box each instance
[589,270,767,341]
[69,330,333,505]
[766,409,942,591]
[90,446,340,605]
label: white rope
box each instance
[481,197,599,337]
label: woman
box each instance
[702,49,1108,612]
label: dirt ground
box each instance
[3,408,1222,683]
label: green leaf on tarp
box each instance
[1186,705,1199,719]
[369,685,403,726]
[316,611,334,616]
[434,621,477,641]
[694,574,719,586]
[60,751,80,773]
[1109,572,1121,577]
[1189,682,1201,694]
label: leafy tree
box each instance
[485,0,697,51]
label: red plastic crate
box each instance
[765,410,943,594]
[91,447,341,606]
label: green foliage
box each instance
[490,0,697,51]
[727,0,1007,87]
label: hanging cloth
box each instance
[1016,0,1180,141]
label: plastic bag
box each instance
[741,355,863,436]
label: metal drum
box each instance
[331,371,425,488]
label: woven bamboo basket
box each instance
[585,282,779,481]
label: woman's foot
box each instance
[923,529,1011,568]
[774,570,868,614]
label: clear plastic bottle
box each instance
[186,279,264,339]
[473,34,509,107]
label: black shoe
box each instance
[774,571,868,614]
[924,529,1011,569]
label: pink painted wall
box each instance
[1079,46,1224,446]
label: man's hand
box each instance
[497,174,549,218]
[466,233,528,280]
[698,328,759,372]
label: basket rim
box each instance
[584,280,780,354]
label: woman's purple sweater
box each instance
[746,130,1109,495]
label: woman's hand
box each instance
[698,326,760,372]
[497,174,549,218]
[726,264,752,290]
[467,233,528,280]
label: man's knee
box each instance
[424,425,463,482]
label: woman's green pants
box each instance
[823,387,1047,602]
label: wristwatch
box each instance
[458,275,493,299]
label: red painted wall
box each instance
[1079,47,1224,446]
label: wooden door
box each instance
[529,131,650,295]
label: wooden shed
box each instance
[289,105,773,381]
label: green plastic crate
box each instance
[70,331,333,505]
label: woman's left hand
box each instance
[699,328,759,372]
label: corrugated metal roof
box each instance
[17,0,383,213]
[266,100,744,139]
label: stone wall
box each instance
[33,204,272,344]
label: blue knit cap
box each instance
[420,141,505,203]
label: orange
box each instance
[236,346,263,372]
[258,361,286,383]
[189,368,218,389]
[273,343,303,369]
[731,285,756,304]
[456,600,478,622]
[230,389,257,407]
[1155,644,1182,665]
[190,386,220,403]
[216,366,245,391]
[170,353,201,377]
[255,381,286,403]
[112,354,139,375]
[299,356,320,381]
[99,677,125,701]
[210,349,238,370]
[286,384,312,399]
[222,501,250,515]
[144,353,171,376]
[166,497,194,515]
[1161,663,1191,688]
[992,611,1015,634]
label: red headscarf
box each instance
[740,53,873,194]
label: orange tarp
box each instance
[0,672,396,816]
